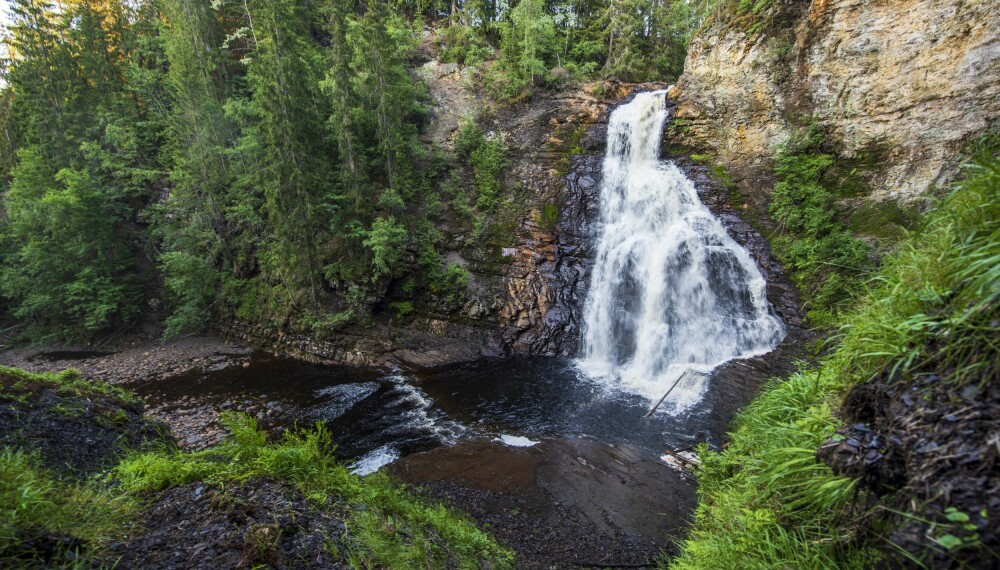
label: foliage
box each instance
[669,152,1000,568]
[768,126,874,327]
[0,363,513,569]
[0,0,167,342]
[364,217,409,282]
[438,24,492,65]
[470,137,509,211]
[1,157,141,341]
[0,0,715,337]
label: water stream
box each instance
[578,90,785,411]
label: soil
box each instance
[820,368,1000,567]
[108,478,350,570]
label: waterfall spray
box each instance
[578,91,785,413]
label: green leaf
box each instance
[945,509,969,523]
[934,534,963,550]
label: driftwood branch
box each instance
[662,447,701,468]
[577,562,654,568]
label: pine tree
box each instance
[242,0,332,307]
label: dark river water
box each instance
[134,352,749,474]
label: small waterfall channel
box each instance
[578,91,785,412]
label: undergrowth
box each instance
[669,150,999,568]
[0,366,140,406]
[1,365,512,569]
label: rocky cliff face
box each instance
[672,0,1000,201]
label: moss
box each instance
[0,366,139,406]
[539,201,559,231]
[849,200,922,243]
[551,122,588,178]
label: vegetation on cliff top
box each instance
[670,150,999,568]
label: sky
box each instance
[0,2,8,67]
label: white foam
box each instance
[314,382,380,419]
[350,445,401,476]
[495,434,540,447]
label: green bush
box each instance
[768,126,873,327]
[388,301,415,319]
[452,119,510,215]
[363,217,409,282]
[438,24,492,66]
[471,138,509,211]
[160,251,220,339]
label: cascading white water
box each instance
[578,91,785,412]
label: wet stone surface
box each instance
[390,438,693,569]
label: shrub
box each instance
[768,126,873,326]
[363,217,409,281]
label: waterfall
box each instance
[578,91,786,412]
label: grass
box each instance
[1,366,513,569]
[113,413,514,569]
[0,449,135,569]
[668,150,999,568]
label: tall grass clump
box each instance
[0,450,134,568]
[669,150,999,569]
[668,369,875,570]
[114,413,514,569]
[831,151,999,387]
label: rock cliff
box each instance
[672,0,1000,201]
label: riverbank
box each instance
[0,324,813,568]
[0,336,254,386]
[0,365,513,569]
[669,155,1000,568]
